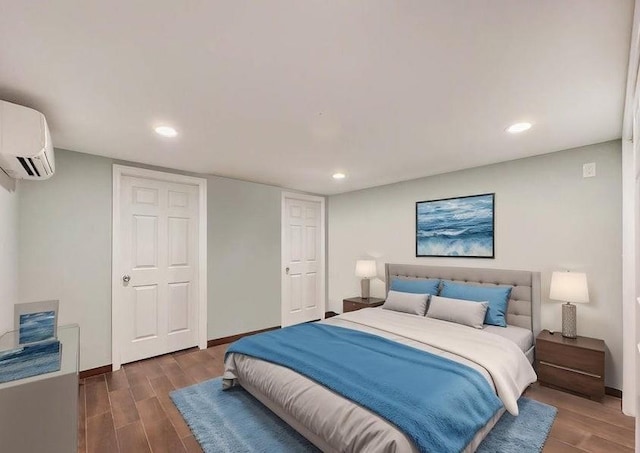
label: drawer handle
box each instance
[539,361,602,379]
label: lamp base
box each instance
[360,279,370,299]
[562,302,577,338]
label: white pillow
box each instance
[382,290,429,316]
[426,295,489,329]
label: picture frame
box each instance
[14,300,59,345]
[415,193,495,258]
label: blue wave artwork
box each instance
[417,194,494,257]
[0,340,61,383]
[19,311,56,344]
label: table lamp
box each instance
[355,260,377,299]
[549,271,589,338]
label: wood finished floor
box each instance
[79,344,635,453]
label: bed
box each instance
[223,264,541,452]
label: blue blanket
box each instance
[226,323,502,453]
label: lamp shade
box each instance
[550,271,589,304]
[355,260,377,278]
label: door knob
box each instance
[285,267,290,274]
[122,275,131,283]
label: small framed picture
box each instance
[14,300,59,345]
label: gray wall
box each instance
[18,151,113,370]
[18,149,284,371]
[0,172,18,335]
[207,176,281,338]
[328,140,623,389]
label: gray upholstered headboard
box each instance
[385,263,541,336]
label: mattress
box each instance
[224,308,536,452]
[483,324,534,353]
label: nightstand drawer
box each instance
[536,340,604,377]
[343,301,361,313]
[537,362,604,398]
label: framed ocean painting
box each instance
[14,300,59,344]
[415,193,495,258]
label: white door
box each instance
[113,166,207,367]
[282,193,325,327]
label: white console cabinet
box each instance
[0,324,79,453]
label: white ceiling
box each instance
[0,1,633,195]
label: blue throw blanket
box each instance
[226,323,502,453]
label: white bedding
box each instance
[224,308,537,452]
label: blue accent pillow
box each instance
[390,278,440,295]
[439,281,512,327]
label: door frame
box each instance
[281,192,326,326]
[112,164,208,370]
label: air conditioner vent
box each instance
[16,157,34,176]
[0,100,55,180]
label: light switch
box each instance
[583,162,596,178]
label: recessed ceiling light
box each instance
[154,126,178,137]
[506,122,532,134]
[332,172,346,180]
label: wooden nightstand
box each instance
[535,329,605,400]
[343,297,385,313]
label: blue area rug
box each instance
[171,377,557,453]
[476,397,557,453]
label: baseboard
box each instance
[605,386,622,398]
[207,325,281,347]
[79,364,113,380]
[79,327,280,379]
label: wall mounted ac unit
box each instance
[0,100,55,180]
